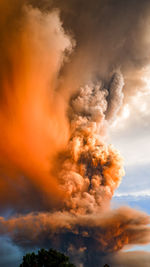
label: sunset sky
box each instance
[0,1,150,267]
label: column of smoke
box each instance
[0,1,150,267]
[57,72,124,215]
[0,1,72,210]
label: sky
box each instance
[110,70,150,255]
[0,0,150,266]
[110,90,150,211]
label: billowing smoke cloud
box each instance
[31,0,150,100]
[56,72,124,214]
[0,207,150,266]
[0,0,150,267]
[0,0,73,211]
[1,207,150,250]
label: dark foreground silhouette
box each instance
[19,248,110,267]
[20,248,76,267]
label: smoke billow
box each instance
[0,207,150,266]
[0,1,73,210]
[57,72,125,215]
[33,0,150,100]
[0,0,150,267]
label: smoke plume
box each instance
[56,72,125,215]
[0,0,150,267]
[0,1,73,211]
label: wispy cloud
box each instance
[115,190,150,198]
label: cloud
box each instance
[36,0,150,99]
[0,207,150,266]
[115,190,150,198]
[0,0,73,211]
[0,1,150,266]
[108,251,150,267]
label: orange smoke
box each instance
[0,3,150,267]
[0,3,72,208]
[56,80,125,214]
[0,207,150,253]
[0,1,125,213]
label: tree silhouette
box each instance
[20,248,76,267]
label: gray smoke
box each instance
[29,0,150,101]
[106,72,124,121]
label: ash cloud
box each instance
[0,207,150,267]
[56,74,124,215]
[106,72,124,121]
[107,251,150,267]
[0,0,150,267]
[31,0,150,100]
[0,0,73,211]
